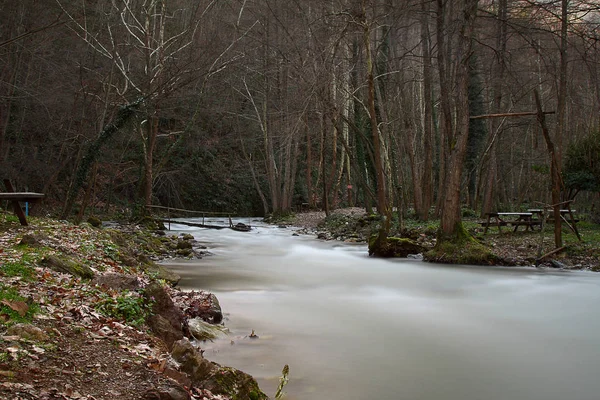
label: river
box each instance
[164,218,600,400]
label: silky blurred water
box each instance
[164,218,600,400]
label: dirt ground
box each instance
[0,219,246,400]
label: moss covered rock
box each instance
[143,262,181,285]
[424,223,500,265]
[87,216,102,228]
[41,255,95,279]
[368,236,426,258]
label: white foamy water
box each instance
[164,218,600,400]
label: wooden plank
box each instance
[497,212,532,216]
[0,193,45,201]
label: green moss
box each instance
[369,235,426,258]
[425,222,499,265]
[87,216,102,228]
[209,366,268,400]
[41,255,95,279]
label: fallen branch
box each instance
[536,245,568,265]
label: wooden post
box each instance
[534,90,563,249]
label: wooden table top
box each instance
[0,192,45,201]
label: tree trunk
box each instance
[363,4,388,223]
[420,0,434,221]
[438,0,479,239]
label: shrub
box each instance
[94,291,151,327]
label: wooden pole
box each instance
[470,111,555,120]
[534,90,563,249]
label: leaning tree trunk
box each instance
[61,98,144,220]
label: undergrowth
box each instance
[94,290,152,327]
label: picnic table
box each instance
[481,212,540,234]
[527,209,577,222]
[481,207,580,237]
[528,208,581,239]
[1,179,44,226]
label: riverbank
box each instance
[283,208,600,270]
[0,214,267,400]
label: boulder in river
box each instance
[186,293,223,324]
[368,236,426,258]
[187,318,229,341]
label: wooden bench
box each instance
[1,180,44,226]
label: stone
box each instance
[86,216,102,228]
[176,240,193,250]
[91,273,141,292]
[163,367,192,388]
[187,293,223,324]
[368,236,426,258]
[144,282,185,334]
[176,248,192,257]
[143,262,181,286]
[187,318,228,341]
[142,385,190,400]
[201,366,268,400]
[41,255,95,279]
[147,314,184,350]
[550,259,567,269]
[6,324,48,341]
[171,339,268,400]
[18,233,48,247]
[171,338,215,382]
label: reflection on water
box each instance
[164,219,600,400]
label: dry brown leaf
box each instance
[0,299,29,317]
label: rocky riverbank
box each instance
[284,208,600,270]
[0,215,267,400]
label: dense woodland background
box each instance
[1,0,600,226]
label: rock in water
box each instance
[368,236,426,258]
[171,338,268,400]
[187,318,228,341]
[187,293,223,324]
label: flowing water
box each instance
[164,218,600,400]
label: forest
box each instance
[2,0,600,240]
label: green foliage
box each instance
[0,285,39,325]
[94,291,151,327]
[564,131,600,194]
[275,364,290,400]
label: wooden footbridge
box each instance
[146,205,252,232]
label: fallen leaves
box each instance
[0,299,28,316]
